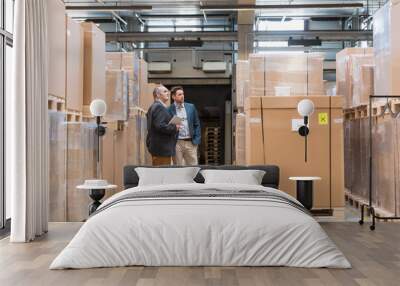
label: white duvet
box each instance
[50,183,351,269]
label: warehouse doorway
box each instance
[166,84,231,165]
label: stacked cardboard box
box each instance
[139,59,155,111]
[353,64,374,107]
[247,53,324,97]
[104,70,129,122]
[47,0,66,99]
[236,60,249,109]
[66,16,83,112]
[48,111,67,222]
[81,22,106,105]
[106,52,140,107]
[245,96,344,209]
[374,1,400,96]
[234,113,246,165]
[66,122,97,222]
[336,48,374,108]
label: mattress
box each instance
[50,183,351,269]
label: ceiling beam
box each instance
[65,5,152,11]
[105,30,372,42]
[200,3,364,11]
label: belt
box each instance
[179,138,192,141]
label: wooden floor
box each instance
[0,222,399,286]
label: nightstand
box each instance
[77,182,117,215]
[289,177,321,210]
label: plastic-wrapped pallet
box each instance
[249,54,265,97]
[351,55,374,107]
[373,1,400,96]
[49,111,67,222]
[264,53,324,96]
[235,113,246,165]
[106,52,140,107]
[140,112,147,164]
[66,122,98,222]
[127,109,139,165]
[236,60,249,109]
[105,70,129,122]
[248,53,324,97]
[336,48,373,108]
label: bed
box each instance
[50,165,350,269]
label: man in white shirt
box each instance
[168,86,201,165]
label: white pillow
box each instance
[135,167,200,186]
[200,169,266,185]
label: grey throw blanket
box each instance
[91,188,311,218]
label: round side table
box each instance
[77,184,117,215]
[289,177,321,210]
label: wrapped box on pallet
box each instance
[66,16,84,112]
[372,116,397,214]
[113,126,129,192]
[352,55,374,107]
[127,109,140,165]
[245,96,344,208]
[244,97,264,165]
[234,113,246,165]
[248,53,324,97]
[105,70,129,122]
[236,60,249,109]
[336,47,374,108]
[81,22,106,105]
[374,1,400,96]
[49,111,67,222]
[249,54,265,97]
[66,123,97,222]
[47,0,66,98]
[106,52,140,107]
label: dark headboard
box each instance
[123,165,280,189]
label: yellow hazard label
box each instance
[318,113,329,125]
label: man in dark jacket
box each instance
[168,86,201,165]
[146,85,179,166]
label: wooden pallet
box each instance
[345,191,396,221]
[48,95,65,112]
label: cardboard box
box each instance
[234,113,246,165]
[236,60,249,109]
[104,70,129,122]
[336,48,374,108]
[142,83,156,112]
[106,52,140,108]
[48,111,67,222]
[249,54,265,97]
[244,97,264,165]
[245,96,344,208]
[248,53,324,98]
[81,22,106,105]
[66,16,84,112]
[352,55,374,107]
[47,0,66,98]
[373,1,400,96]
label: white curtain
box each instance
[9,0,49,242]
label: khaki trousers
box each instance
[174,140,198,166]
[152,156,172,166]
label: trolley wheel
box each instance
[358,220,364,225]
[370,225,375,231]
